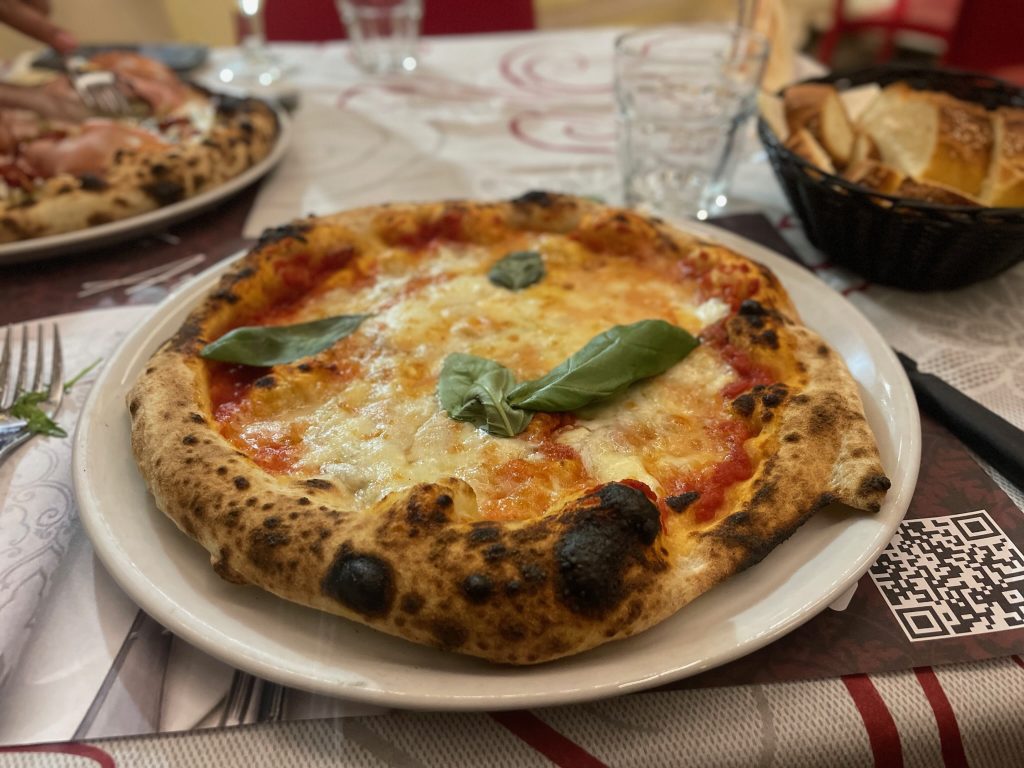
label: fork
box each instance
[61,55,134,118]
[0,324,64,465]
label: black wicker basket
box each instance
[758,65,1024,291]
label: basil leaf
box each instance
[508,319,699,412]
[10,390,66,438]
[488,250,545,291]
[438,353,533,438]
[200,314,371,366]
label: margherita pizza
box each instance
[127,193,890,664]
[0,52,278,243]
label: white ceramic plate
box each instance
[0,110,291,266]
[73,224,920,711]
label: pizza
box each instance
[0,52,279,243]
[127,192,890,665]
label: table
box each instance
[1,29,1023,768]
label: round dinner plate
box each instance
[73,223,920,711]
[0,109,291,267]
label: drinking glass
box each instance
[217,0,285,89]
[336,0,423,75]
[614,25,769,220]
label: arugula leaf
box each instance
[200,314,372,366]
[10,391,66,438]
[508,320,699,412]
[488,251,545,291]
[437,353,533,438]
[64,357,102,392]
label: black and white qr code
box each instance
[869,510,1024,642]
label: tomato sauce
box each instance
[701,319,775,399]
[665,419,753,523]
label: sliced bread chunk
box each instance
[845,160,904,195]
[783,83,855,167]
[981,106,1024,207]
[785,128,836,174]
[858,84,993,197]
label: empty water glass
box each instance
[615,25,769,219]
[337,0,423,75]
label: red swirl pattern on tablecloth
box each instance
[509,109,615,155]
[499,42,611,97]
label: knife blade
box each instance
[897,351,1024,490]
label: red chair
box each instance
[943,0,1024,85]
[817,0,962,65]
[263,0,535,42]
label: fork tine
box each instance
[30,323,44,392]
[0,325,10,408]
[12,324,28,401]
[46,325,64,413]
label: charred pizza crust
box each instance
[0,95,278,243]
[127,193,889,664]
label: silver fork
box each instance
[0,324,64,465]
[61,55,134,118]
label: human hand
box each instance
[0,0,76,53]
[0,79,88,120]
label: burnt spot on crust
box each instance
[78,173,108,191]
[467,523,501,544]
[817,344,830,358]
[483,543,507,562]
[233,476,250,490]
[400,592,424,614]
[430,620,468,649]
[257,221,311,247]
[253,375,276,389]
[188,412,205,424]
[304,478,334,490]
[182,434,198,445]
[666,491,700,512]
[142,179,185,206]
[519,562,547,583]
[128,398,140,417]
[212,289,239,304]
[738,299,769,317]
[783,432,801,443]
[732,393,756,418]
[555,482,661,618]
[248,526,291,570]
[461,573,494,604]
[297,497,311,506]
[760,384,788,408]
[512,190,557,208]
[322,544,394,617]
[754,329,779,349]
[859,474,892,495]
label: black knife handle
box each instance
[898,353,1024,490]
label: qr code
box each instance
[869,511,1024,642]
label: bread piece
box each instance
[845,160,904,195]
[857,84,994,197]
[981,106,1024,207]
[896,178,982,206]
[784,83,855,166]
[785,128,836,174]
[849,132,881,167]
[759,91,789,142]
[839,83,882,122]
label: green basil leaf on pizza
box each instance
[438,353,533,438]
[200,314,372,366]
[488,250,545,290]
[508,319,699,412]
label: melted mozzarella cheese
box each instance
[218,239,744,519]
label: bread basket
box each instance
[758,65,1024,290]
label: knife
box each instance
[897,351,1024,490]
